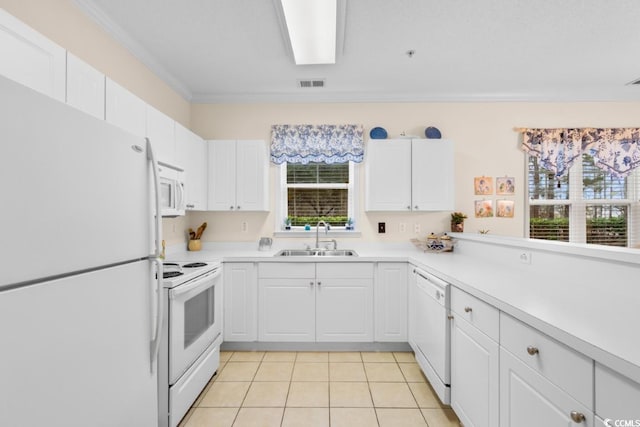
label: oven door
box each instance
[168,267,222,384]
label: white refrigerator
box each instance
[0,75,163,426]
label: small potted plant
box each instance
[345,217,354,230]
[450,212,467,232]
[284,217,292,230]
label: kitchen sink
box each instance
[274,249,358,257]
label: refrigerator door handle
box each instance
[146,138,164,372]
[149,256,164,373]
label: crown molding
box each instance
[73,0,193,101]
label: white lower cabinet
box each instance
[374,263,407,341]
[258,262,374,342]
[500,348,594,427]
[450,315,498,427]
[223,263,257,342]
[595,363,640,422]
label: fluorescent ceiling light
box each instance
[280,0,337,65]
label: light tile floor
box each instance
[179,351,460,427]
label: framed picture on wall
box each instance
[474,200,494,217]
[496,200,515,218]
[474,176,493,195]
[496,177,515,195]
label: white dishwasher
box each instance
[411,267,451,404]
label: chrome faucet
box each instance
[315,221,337,250]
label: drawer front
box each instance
[595,363,640,421]
[500,313,593,409]
[450,287,499,341]
[258,262,314,278]
[316,262,374,279]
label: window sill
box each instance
[273,230,362,238]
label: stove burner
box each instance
[182,262,207,268]
[163,263,180,267]
[163,271,184,279]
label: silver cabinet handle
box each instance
[229,206,234,210]
[310,281,314,286]
[414,205,419,209]
[237,205,241,209]
[447,315,454,320]
[317,281,322,286]
[407,205,411,210]
[527,346,539,355]
[570,411,586,423]
[464,307,473,313]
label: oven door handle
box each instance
[170,268,221,299]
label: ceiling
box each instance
[75,0,640,103]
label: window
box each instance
[279,162,356,228]
[527,155,639,247]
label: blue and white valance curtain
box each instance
[270,124,364,164]
[520,127,640,178]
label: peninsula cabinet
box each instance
[257,262,374,342]
[365,138,454,212]
[499,313,594,427]
[223,263,257,342]
[450,288,499,427]
[0,8,66,102]
[595,363,640,423]
[207,140,268,211]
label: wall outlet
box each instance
[241,221,248,233]
[414,223,421,234]
[378,222,386,233]
[519,252,532,264]
[399,223,406,233]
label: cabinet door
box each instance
[0,9,66,102]
[258,278,315,341]
[236,140,268,211]
[412,139,454,211]
[207,140,237,211]
[365,139,412,211]
[500,348,594,427]
[223,263,257,342]
[146,105,175,165]
[375,263,408,341]
[451,316,498,427]
[66,53,105,119]
[316,278,374,342]
[105,78,146,137]
[176,124,207,210]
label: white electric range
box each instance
[158,260,223,427]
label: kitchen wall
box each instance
[5,2,640,245]
[189,101,640,243]
[0,0,191,127]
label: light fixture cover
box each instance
[280,0,337,65]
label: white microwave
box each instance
[158,162,185,217]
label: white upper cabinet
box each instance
[411,139,454,211]
[366,138,454,211]
[0,8,66,101]
[175,123,207,210]
[208,140,268,211]
[105,78,146,137]
[146,104,176,165]
[65,52,105,120]
[366,139,412,211]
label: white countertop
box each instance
[167,237,640,383]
